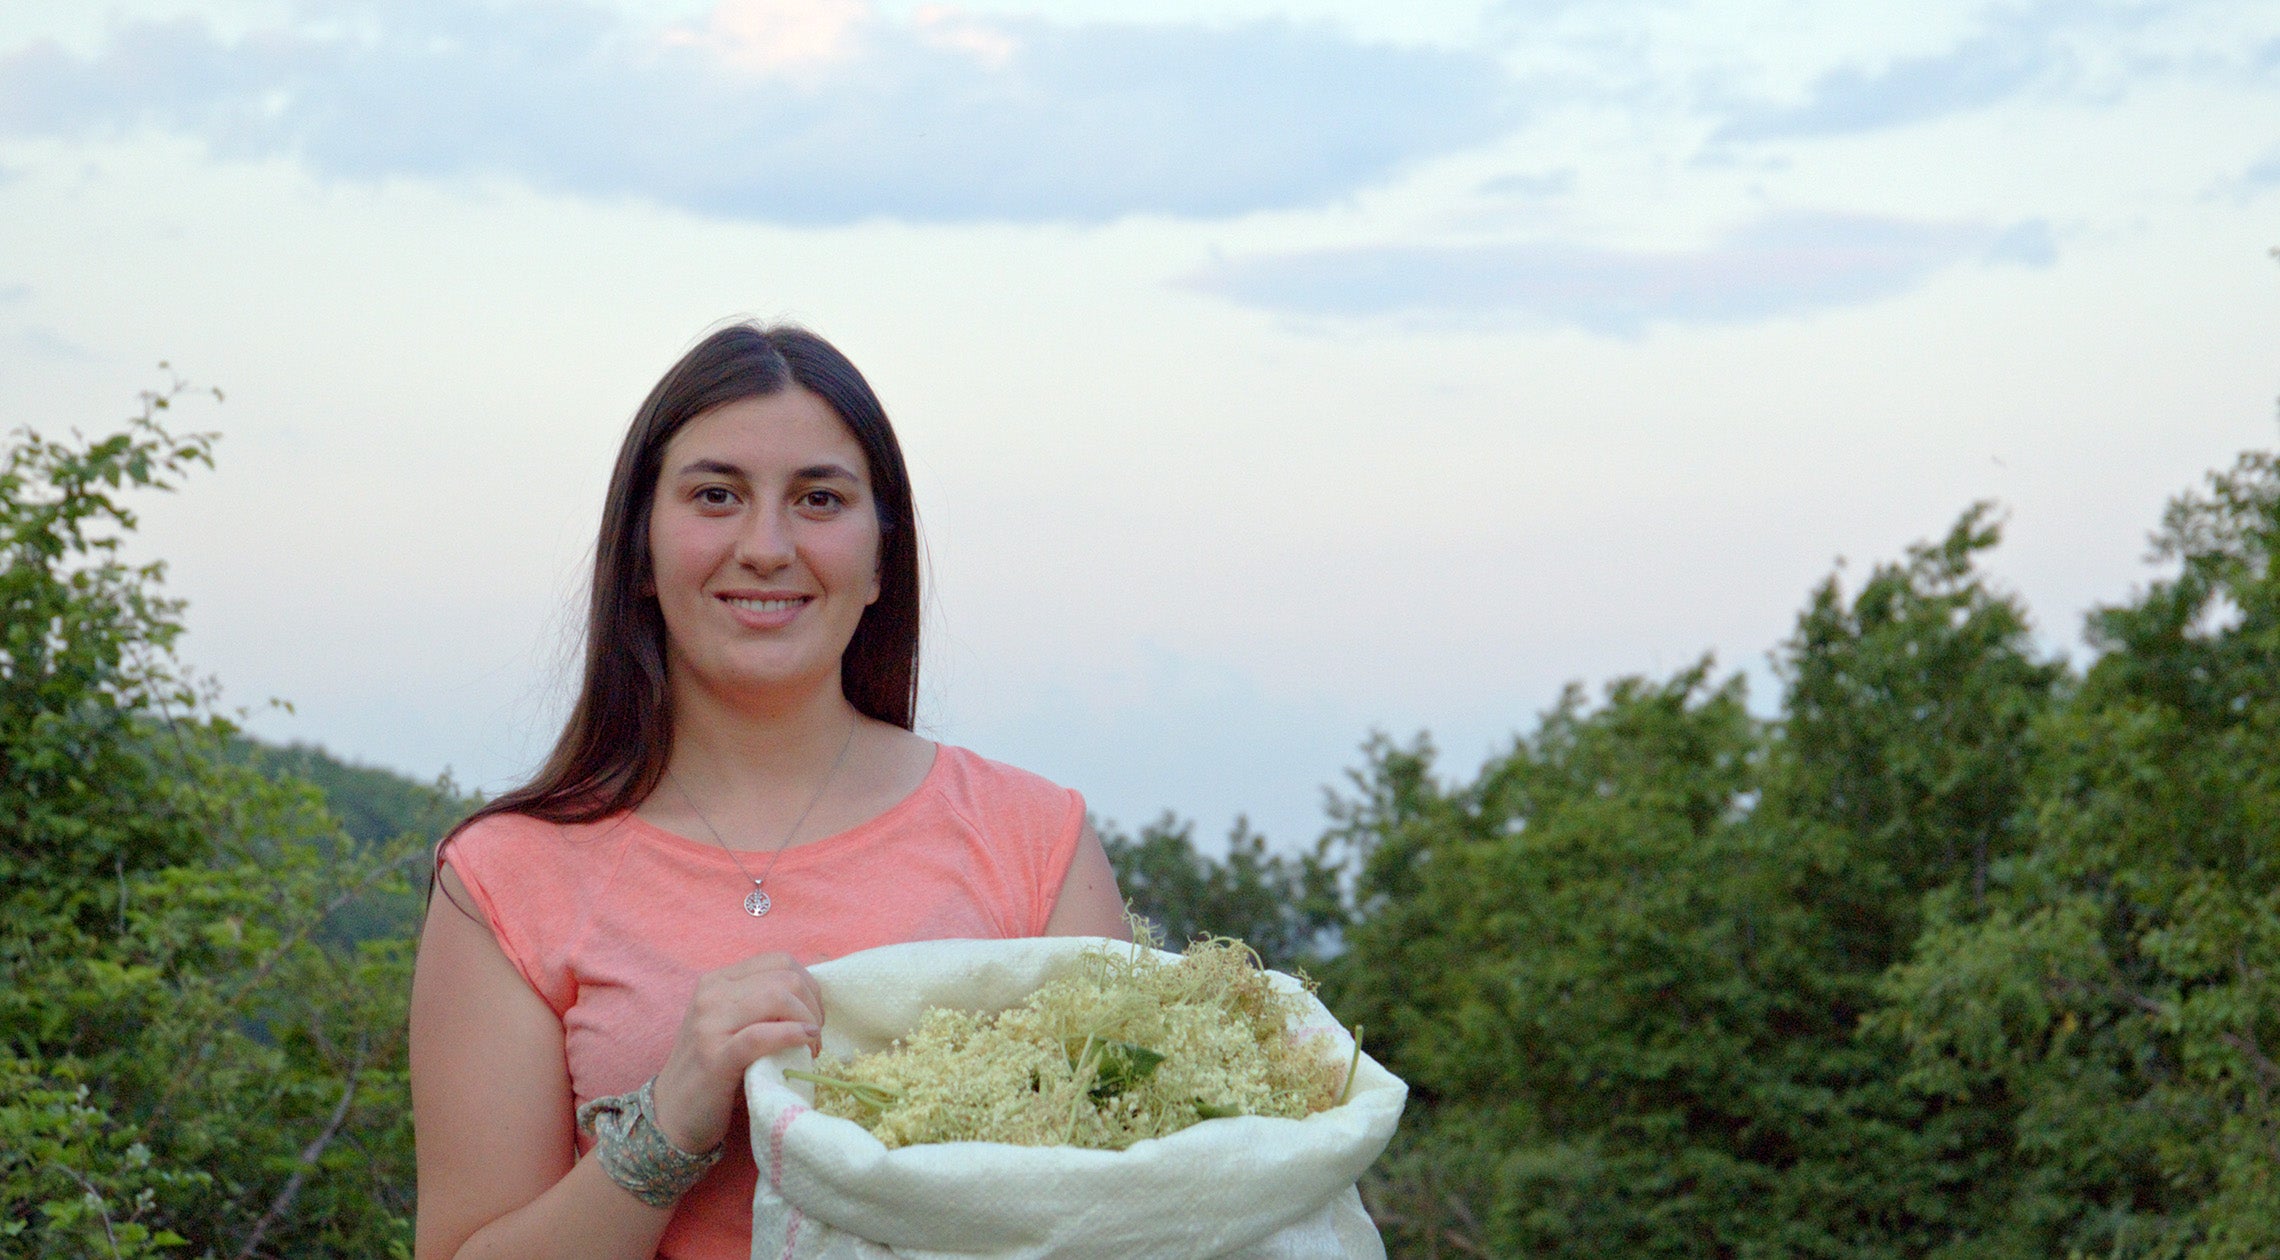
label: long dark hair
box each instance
[451,324,920,841]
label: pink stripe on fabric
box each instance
[767,1104,808,1189]
[769,1107,809,1259]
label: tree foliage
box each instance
[1099,812,1343,971]
[1313,462,2280,1257]
[11,370,2280,1259]
[0,385,436,1258]
[1874,451,2280,1258]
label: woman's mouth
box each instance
[722,595,810,613]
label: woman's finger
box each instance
[797,968,825,1028]
[706,953,822,1013]
[727,1019,822,1068]
[716,951,812,984]
[689,968,822,1030]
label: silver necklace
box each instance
[667,721,858,917]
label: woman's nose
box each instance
[734,506,796,573]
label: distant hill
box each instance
[235,739,480,848]
[229,739,482,942]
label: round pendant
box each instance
[743,886,772,917]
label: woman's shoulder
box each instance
[431,810,614,1016]
[446,808,561,851]
[440,809,638,890]
[914,745,1089,934]
[930,742,1068,791]
[444,809,574,866]
[925,744,1084,828]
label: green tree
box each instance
[1327,669,1798,1256]
[1100,813,1344,971]
[0,383,428,1257]
[1771,505,2065,945]
[1328,509,2071,1258]
[229,740,474,946]
[1877,450,2280,1257]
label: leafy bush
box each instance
[0,382,431,1257]
[1324,473,2280,1257]
[12,372,2278,1259]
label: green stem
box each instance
[784,1069,901,1111]
[1067,1032,1098,1142]
[1337,1025,1365,1109]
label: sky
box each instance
[1,0,2276,852]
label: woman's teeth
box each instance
[725,596,805,612]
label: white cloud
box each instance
[2244,147,2280,187]
[1696,0,2280,145]
[0,1,1520,224]
[912,5,1020,67]
[1186,213,2056,332]
[662,0,874,74]
[1711,23,2058,142]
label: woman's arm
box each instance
[409,865,673,1260]
[1042,820,1132,940]
[411,863,826,1259]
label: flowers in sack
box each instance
[789,936,1362,1150]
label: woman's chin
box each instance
[677,660,847,713]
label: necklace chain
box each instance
[668,720,858,918]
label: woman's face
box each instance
[647,387,882,710]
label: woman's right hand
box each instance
[649,952,825,1155]
[415,878,823,1260]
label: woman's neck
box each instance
[663,673,864,802]
[641,669,935,852]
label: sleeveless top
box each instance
[444,744,1087,1260]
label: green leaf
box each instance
[1067,1038,1165,1098]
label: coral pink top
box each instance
[444,744,1086,1260]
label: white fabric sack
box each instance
[745,936,1406,1260]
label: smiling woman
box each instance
[406,324,1129,1260]
[647,389,886,711]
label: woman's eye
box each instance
[800,489,845,512]
[695,486,737,509]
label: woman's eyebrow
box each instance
[671,459,862,481]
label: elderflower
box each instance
[792,937,1351,1150]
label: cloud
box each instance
[664,0,872,74]
[1476,168,1575,198]
[1714,23,2058,142]
[2249,34,2280,78]
[1185,214,2056,333]
[0,1,1520,225]
[4,325,97,361]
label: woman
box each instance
[409,325,1129,1259]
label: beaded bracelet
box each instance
[576,1077,725,1208]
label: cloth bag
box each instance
[745,936,1406,1259]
